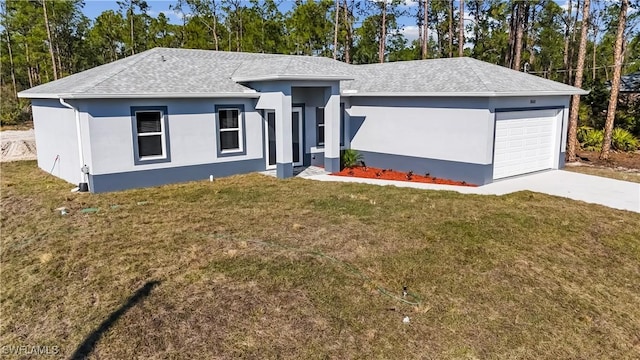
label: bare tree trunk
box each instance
[600,0,628,160]
[417,0,423,54]
[505,2,517,67]
[563,0,572,83]
[568,0,581,82]
[25,42,33,88]
[36,64,42,84]
[42,0,58,80]
[448,0,453,57]
[458,0,464,57]
[527,3,536,67]
[4,24,18,98]
[236,24,240,51]
[333,0,339,60]
[592,24,597,80]
[342,0,353,64]
[513,3,525,71]
[379,2,386,63]
[130,7,135,55]
[567,0,590,162]
[212,0,219,50]
[343,0,352,63]
[472,0,480,57]
[239,7,243,51]
[422,0,429,59]
[56,43,63,77]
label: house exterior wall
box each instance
[31,93,571,192]
[347,97,494,185]
[83,98,265,192]
[252,80,342,174]
[347,95,570,185]
[32,99,82,185]
[292,87,324,165]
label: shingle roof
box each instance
[231,54,353,82]
[19,47,587,99]
[342,57,587,96]
[618,72,640,93]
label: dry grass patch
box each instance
[565,165,640,183]
[2,161,640,359]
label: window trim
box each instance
[215,104,246,157]
[340,102,345,147]
[316,107,325,147]
[131,106,171,165]
[316,105,345,147]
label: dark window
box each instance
[340,103,345,147]
[316,107,325,146]
[218,108,242,152]
[135,111,165,158]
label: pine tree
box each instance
[567,0,590,162]
[600,0,629,160]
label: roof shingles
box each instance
[19,47,587,98]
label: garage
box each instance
[493,109,560,180]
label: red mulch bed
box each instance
[332,166,477,187]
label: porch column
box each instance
[324,84,341,172]
[275,90,293,178]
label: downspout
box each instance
[59,98,89,192]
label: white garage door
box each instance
[493,109,559,180]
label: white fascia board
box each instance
[18,92,262,99]
[341,90,589,97]
[17,92,58,99]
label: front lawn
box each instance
[1,161,639,359]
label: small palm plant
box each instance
[612,128,640,152]
[342,149,364,168]
[577,126,603,151]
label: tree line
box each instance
[1,0,639,159]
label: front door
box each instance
[265,107,303,169]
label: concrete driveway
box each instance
[479,170,640,213]
[306,170,640,213]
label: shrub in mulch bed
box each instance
[332,166,477,187]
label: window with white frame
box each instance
[340,103,345,146]
[135,110,167,160]
[316,106,345,147]
[217,107,243,153]
[316,107,325,146]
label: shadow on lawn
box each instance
[71,281,161,360]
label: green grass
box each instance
[565,165,640,184]
[2,161,640,359]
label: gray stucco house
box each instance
[18,47,586,193]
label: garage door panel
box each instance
[493,109,559,180]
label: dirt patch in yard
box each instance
[573,150,640,171]
[1,129,37,162]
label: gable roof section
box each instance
[20,48,259,99]
[19,47,587,99]
[231,54,353,82]
[341,57,587,96]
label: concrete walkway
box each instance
[261,166,329,178]
[305,170,640,213]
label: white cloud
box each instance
[403,0,419,8]
[558,0,579,12]
[148,9,187,22]
[399,25,420,41]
